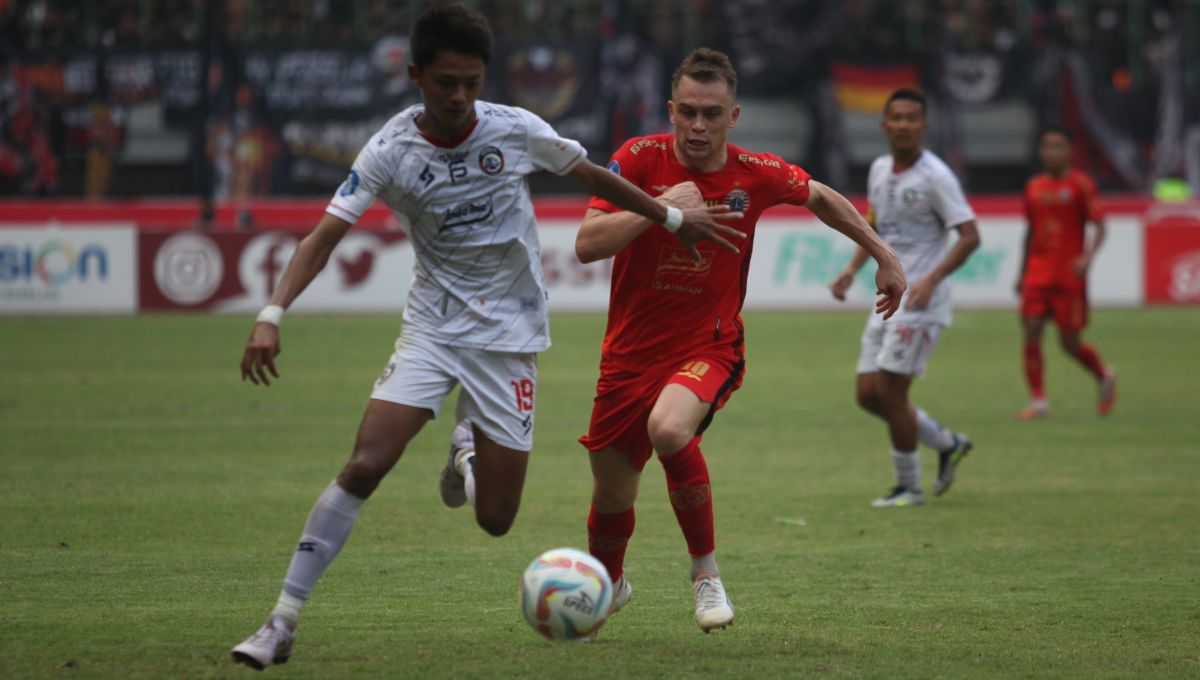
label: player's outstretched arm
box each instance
[576,182,703,263]
[905,220,980,311]
[805,180,905,318]
[566,161,744,261]
[240,213,353,386]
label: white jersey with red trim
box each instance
[867,149,975,326]
[327,100,586,352]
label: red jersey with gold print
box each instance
[588,134,811,369]
[1021,170,1103,290]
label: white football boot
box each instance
[231,615,294,670]
[578,576,632,642]
[692,573,734,633]
[439,420,475,508]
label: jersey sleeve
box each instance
[776,159,812,206]
[326,131,391,224]
[1077,173,1104,222]
[929,166,976,229]
[586,140,648,213]
[524,111,586,175]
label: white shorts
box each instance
[370,331,538,451]
[855,318,943,378]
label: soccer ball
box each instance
[520,547,612,640]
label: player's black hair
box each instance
[884,88,926,115]
[671,48,738,97]
[410,3,493,68]
[1037,124,1074,143]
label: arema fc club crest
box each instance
[479,146,505,175]
[902,188,919,206]
[339,169,360,196]
[724,189,751,212]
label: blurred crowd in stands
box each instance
[1,0,1196,200]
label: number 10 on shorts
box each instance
[510,379,535,412]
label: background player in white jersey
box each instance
[829,88,980,508]
[231,4,743,670]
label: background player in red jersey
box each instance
[574,48,905,635]
[1016,126,1116,419]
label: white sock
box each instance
[279,481,365,612]
[690,551,719,581]
[458,451,477,508]
[915,407,956,451]
[271,590,304,626]
[891,448,921,491]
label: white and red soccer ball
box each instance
[520,547,612,640]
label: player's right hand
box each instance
[241,322,282,386]
[677,204,745,261]
[829,270,855,301]
[874,261,907,320]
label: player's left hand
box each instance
[676,204,745,263]
[875,259,906,319]
[904,276,935,311]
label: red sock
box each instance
[659,437,715,557]
[1074,344,1106,380]
[587,505,634,582]
[1023,342,1046,399]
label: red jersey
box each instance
[588,134,811,369]
[1021,170,1103,290]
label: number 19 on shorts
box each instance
[510,379,535,412]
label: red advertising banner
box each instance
[139,230,410,312]
[1144,206,1200,304]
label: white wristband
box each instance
[256,304,284,327]
[662,205,683,233]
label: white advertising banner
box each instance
[537,216,1145,313]
[0,226,137,313]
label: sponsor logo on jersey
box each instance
[339,169,360,196]
[737,153,781,168]
[655,246,712,277]
[442,198,495,230]
[724,189,751,213]
[607,159,621,175]
[629,139,668,155]
[478,145,505,175]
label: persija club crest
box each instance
[724,189,750,212]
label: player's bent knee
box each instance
[475,508,517,537]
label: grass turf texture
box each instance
[1,309,1197,678]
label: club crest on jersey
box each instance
[339,170,360,197]
[607,159,621,175]
[902,188,920,206]
[478,146,505,175]
[1058,188,1073,203]
[724,189,751,212]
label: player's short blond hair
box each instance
[671,48,737,97]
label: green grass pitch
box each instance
[2,308,1198,678]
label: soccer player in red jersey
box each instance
[574,48,906,635]
[1016,126,1116,419]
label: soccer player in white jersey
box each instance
[230,4,743,670]
[829,88,980,508]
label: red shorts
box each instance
[579,353,744,471]
[1021,286,1089,332]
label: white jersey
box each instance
[327,101,586,352]
[867,150,975,326]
